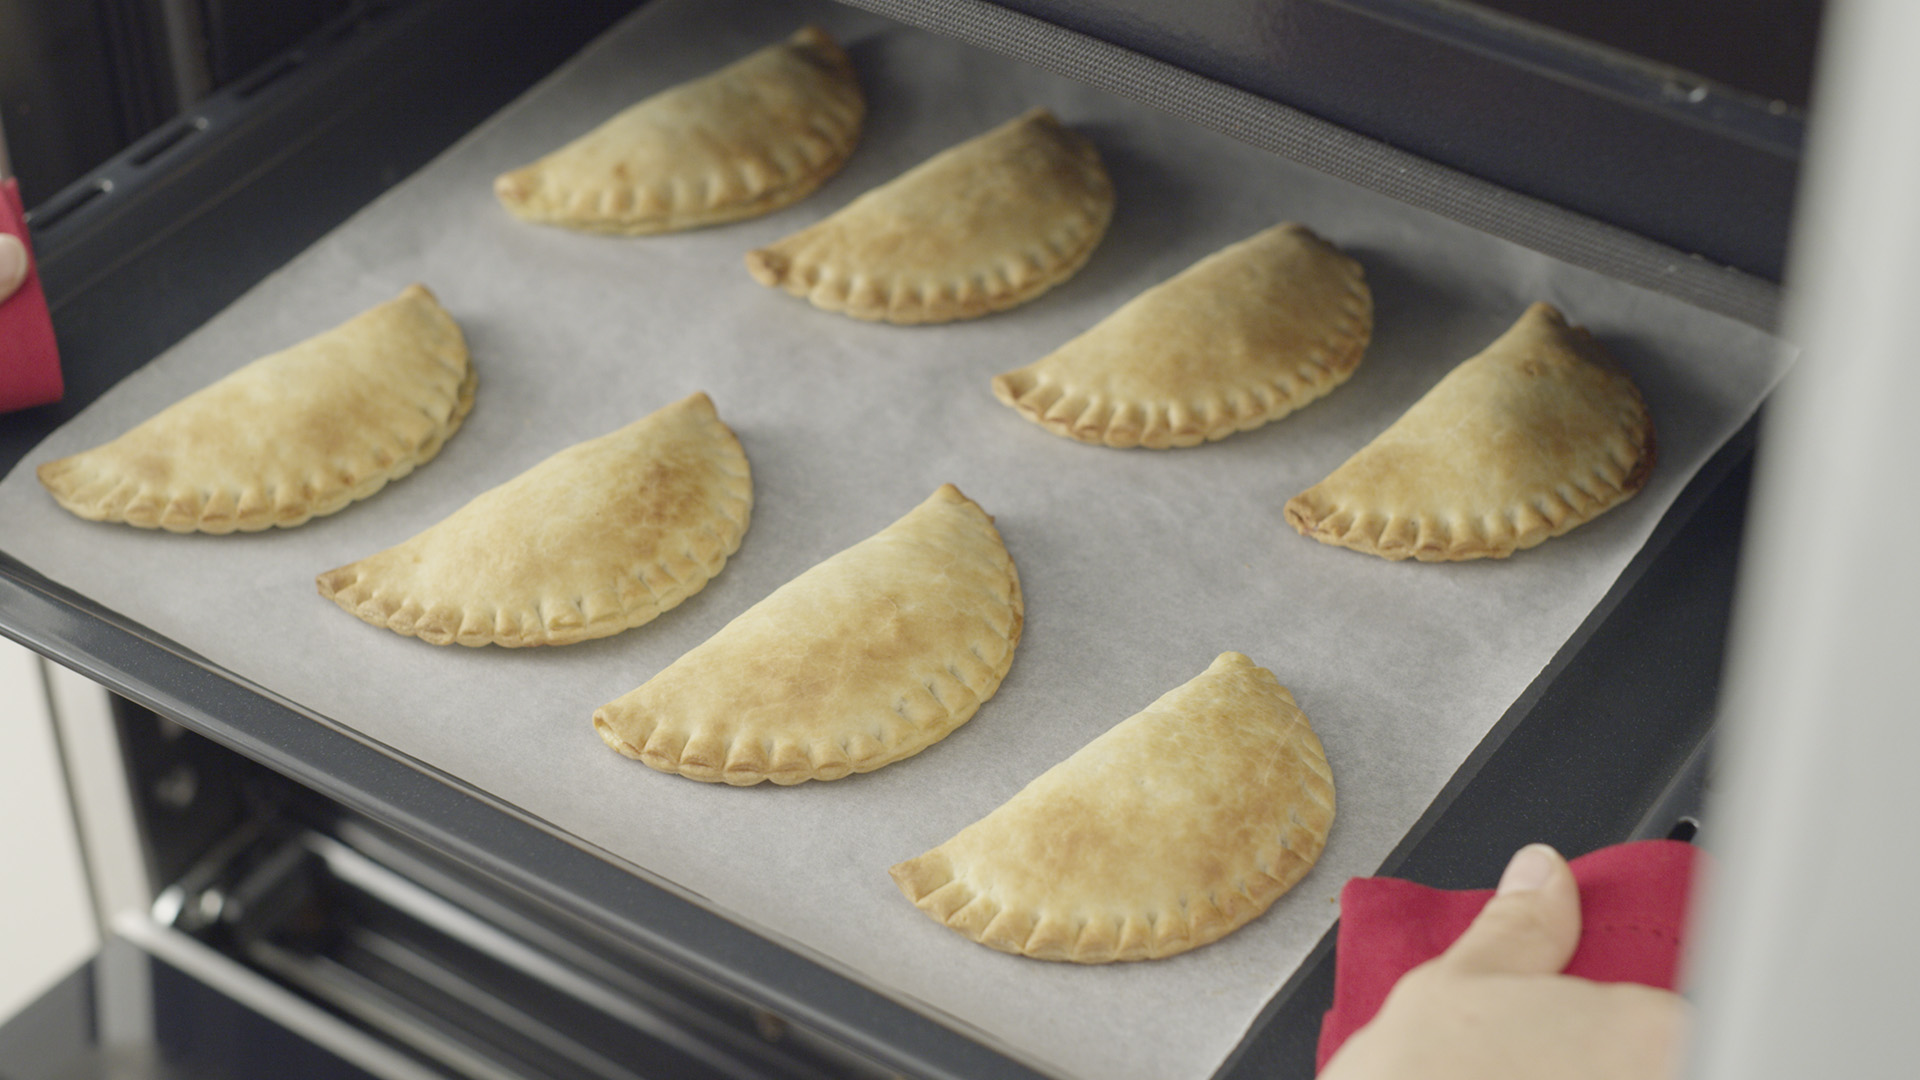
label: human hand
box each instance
[1318,844,1689,1080]
[0,234,26,304]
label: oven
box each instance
[0,2,1805,1077]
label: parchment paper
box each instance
[0,1,1792,1076]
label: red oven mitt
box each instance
[1316,839,1701,1072]
[1,177,64,413]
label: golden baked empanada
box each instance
[993,223,1370,447]
[1285,302,1655,561]
[890,652,1333,963]
[594,484,1021,785]
[745,108,1113,324]
[494,26,863,234]
[317,392,749,647]
[37,284,472,533]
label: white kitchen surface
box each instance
[0,640,96,1022]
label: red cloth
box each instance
[1316,840,1701,1072]
[0,178,63,413]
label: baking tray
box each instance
[0,0,1782,1076]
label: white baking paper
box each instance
[0,1,1792,1076]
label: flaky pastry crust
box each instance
[37,284,472,533]
[993,223,1370,448]
[744,108,1113,324]
[1285,303,1655,561]
[593,484,1022,785]
[316,392,750,647]
[494,26,864,235]
[890,652,1334,962]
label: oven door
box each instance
[2,697,889,1080]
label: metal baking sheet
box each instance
[0,0,1791,1076]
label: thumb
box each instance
[1437,843,1582,976]
[0,235,26,302]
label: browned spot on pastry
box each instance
[745,108,1113,324]
[890,652,1332,962]
[495,27,864,235]
[993,223,1370,449]
[37,285,471,533]
[593,484,1021,784]
[1285,302,1654,561]
[316,392,751,647]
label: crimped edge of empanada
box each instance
[317,393,752,647]
[888,823,1324,963]
[991,224,1371,448]
[889,652,1333,962]
[593,484,1023,785]
[1284,303,1656,561]
[494,26,864,235]
[36,284,474,534]
[743,108,1114,324]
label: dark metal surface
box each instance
[0,1,138,205]
[162,816,888,1079]
[0,938,387,1080]
[201,0,357,88]
[988,0,1805,280]
[1469,0,1823,108]
[0,1,1757,1077]
[115,698,285,895]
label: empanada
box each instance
[594,484,1021,785]
[745,108,1113,324]
[37,284,472,533]
[317,392,750,647]
[494,26,864,234]
[993,223,1370,447]
[1285,302,1655,561]
[890,652,1333,963]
